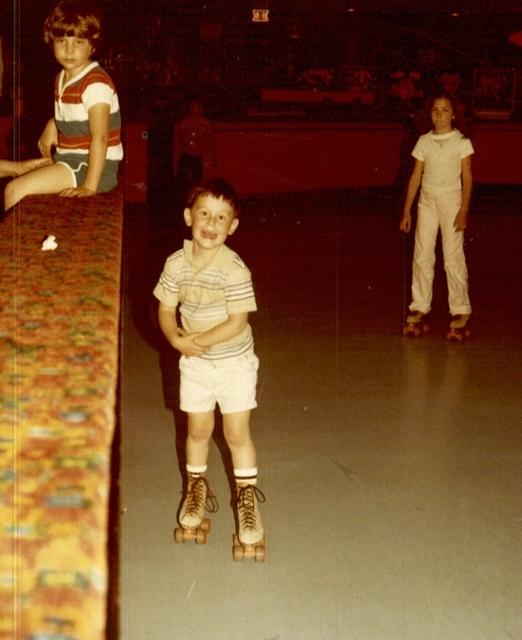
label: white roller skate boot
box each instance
[233,484,266,562]
[174,475,218,544]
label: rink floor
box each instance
[117,185,522,640]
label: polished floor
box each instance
[118,186,522,640]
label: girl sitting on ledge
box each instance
[2,0,123,211]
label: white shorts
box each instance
[179,353,259,414]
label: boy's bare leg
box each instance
[222,410,256,469]
[0,157,53,179]
[4,162,74,210]
[186,411,215,467]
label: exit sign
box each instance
[252,9,269,22]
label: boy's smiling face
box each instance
[184,194,239,255]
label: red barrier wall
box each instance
[208,122,404,194]
[471,124,522,185]
[175,120,522,195]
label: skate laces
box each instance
[185,476,218,515]
[236,485,265,531]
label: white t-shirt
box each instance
[412,129,474,193]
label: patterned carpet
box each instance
[0,191,123,639]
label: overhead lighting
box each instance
[252,9,269,23]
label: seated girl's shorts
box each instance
[54,152,119,192]
[179,353,259,414]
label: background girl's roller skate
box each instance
[446,313,471,342]
[403,311,429,337]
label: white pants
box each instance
[410,190,471,316]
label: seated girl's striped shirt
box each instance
[54,61,123,162]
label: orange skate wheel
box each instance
[174,527,185,544]
[232,534,245,561]
[200,518,211,533]
[254,542,266,563]
[195,528,207,544]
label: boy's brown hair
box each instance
[186,178,240,218]
[44,1,102,49]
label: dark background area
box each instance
[0,1,521,189]
[2,1,522,121]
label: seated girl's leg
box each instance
[0,160,19,178]
[0,157,53,178]
[4,162,74,210]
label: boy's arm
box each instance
[60,103,110,197]
[454,155,472,231]
[157,302,207,357]
[400,159,424,233]
[38,119,58,158]
[193,312,248,350]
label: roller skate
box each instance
[403,311,429,337]
[446,314,471,342]
[174,475,218,544]
[232,484,266,562]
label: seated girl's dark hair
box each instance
[44,1,102,48]
[186,178,240,216]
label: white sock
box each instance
[234,467,258,486]
[187,464,207,476]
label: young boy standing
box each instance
[153,178,265,560]
[3,0,123,211]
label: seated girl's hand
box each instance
[38,119,58,157]
[59,186,96,198]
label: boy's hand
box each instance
[59,186,96,198]
[171,331,207,357]
[400,212,412,233]
[454,209,468,232]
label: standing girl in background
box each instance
[400,91,474,341]
[174,94,215,199]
